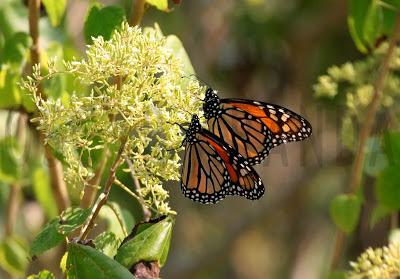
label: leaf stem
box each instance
[330,13,400,270]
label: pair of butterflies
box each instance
[180,88,312,204]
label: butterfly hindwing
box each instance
[181,115,264,204]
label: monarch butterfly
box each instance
[203,88,312,165]
[180,114,264,204]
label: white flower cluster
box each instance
[22,23,204,215]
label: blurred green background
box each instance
[0,0,393,278]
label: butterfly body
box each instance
[181,115,264,204]
[203,88,312,165]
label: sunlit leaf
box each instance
[94,231,121,258]
[27,270,55,279]
[100,203,129,240]
[42,0,66,26]
[66,243,134,279]
[166,35,195,76]
[348,0,372,53]
[1,32,31,65]
[0,66,21,109]
[330,194,361,234]
[146,0,168,11]
[0,236,29,276]
[30,219,64,257]
[383,132,400,167]
[115,216,173,268]
[32,167,58,218]
[0,137,22,184]
[370,204,392,228]
[30,207,91,256]
[84,5,125,44]
[362,1,383,46]
[325,270,347,279]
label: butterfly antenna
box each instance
[181,74,213,89]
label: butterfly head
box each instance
[203,88,220,119]
[185,114,201,140]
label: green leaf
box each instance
[58,207,91,235]
[94,232,121,258]
[1,32,31,65]
[363,1,383,46]
[30,219,65,257]
[0,236,29,276]
[166,35,195,76]
[376,166,400,210]
[32,167,58,218]
[383,132,400,167]
[115,216,174,268]
[363,137,388,176]
[0,137,22,184]
[42,0,66,26]
[67,243,134,279]
[84,5,125,44]
[146,0,168,11]
[30,207,91,256]
[330,194,361,234]
[0,66,22,109]
[348,0,372,53]
[27,270,56,279]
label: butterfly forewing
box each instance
[205,95,312,164]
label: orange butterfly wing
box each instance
[181,127,264,204]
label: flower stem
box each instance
[330,13,400,270]
[129,0,146,26]
[78,136,128,241]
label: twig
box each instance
[5,114,27,236]
[124,156,152,221]
[28,0,70,213]
[78,137,128,241]
[330,13,400,270]
[129,0,146,26]
[80,150,110,208]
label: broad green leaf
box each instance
[0,137,22,184]
[21,91,36,112]
[42,0,66,26]
[27,270,55,279]
[32,167,58,218]
[30,207,91,256]
[383,132,400,167]
[1,32,31,65]
[0,236,29,276]
[67,243,134,279]
[376,166,400,210]
[363,137,388,176]
[0,66,21,109]
[115,216,174,268]
[58,207,91,235]
[166,35,195,76]
[146,0,168,11]
[330,194,361,234]
[94,231,121,258]
[84,5,125,44]
[30,219,65,257]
